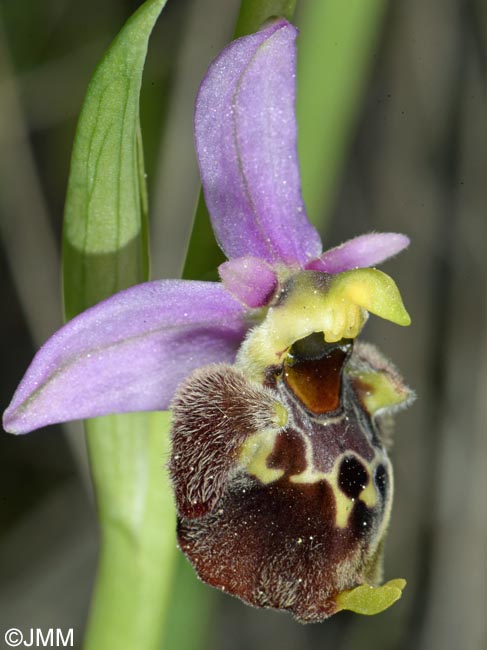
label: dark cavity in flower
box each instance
[283,333,352,415]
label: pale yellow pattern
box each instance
[347,370,410,414]
[239,421,383,529]
[290,453,379,529]
[239,430,284,484]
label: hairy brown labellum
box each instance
[169,334,413,622]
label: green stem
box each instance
[84,413,176,650]
[60,2,173,647]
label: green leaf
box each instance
[60,3,172,650]
[297,0,388,230]
[63,0,167,319]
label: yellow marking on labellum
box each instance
[239,430,284,484]
[290,467,325,484]
[289,430,325,484]
[236,269,410,381]
[359,479,377,509]
[326,458,364,529]
[348,370,411,414]
[335,578,406,615]
[239,415,386,530]
[334,489,355,529]
[290,449,380,530]
[272,402,289,428]
[289,456,370,529]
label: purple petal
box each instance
[306,233,410,274]
[195,19,322,266]
[218,256,277,308]
[3,281,247,434]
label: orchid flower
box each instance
[3,19,414,621]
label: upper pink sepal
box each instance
[195,19,322,267]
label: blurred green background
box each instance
[0,0,485,649]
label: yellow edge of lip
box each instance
[335,578,407,616]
